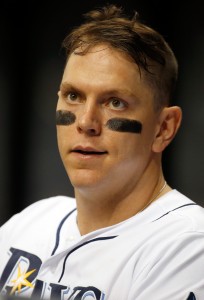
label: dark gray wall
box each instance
[0,0,203,225]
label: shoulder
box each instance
[0,195,76,235]
[154,189,204,232]
[19,195,76,216]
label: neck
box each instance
[74,172,170,236]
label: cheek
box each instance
[107,131,140,157]
[142,121,158,148]
[112,129,152,161]
[56,110,76,156]
[56,127,63,153]
[56,126,70,155]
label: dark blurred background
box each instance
[0,0,204,225]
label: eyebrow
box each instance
[59,82,139,101]
[60,83,82,95]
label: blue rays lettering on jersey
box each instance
[0,247,196,300]
[33,280,105,300]
[0,247,41,295]
[0,248,105,300]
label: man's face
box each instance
[56,45,160,194]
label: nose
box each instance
[77,103,102,136]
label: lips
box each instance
[71,146,108,156]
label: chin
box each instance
[68,170,103,189]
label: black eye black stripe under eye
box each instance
[56,110,142,134]
[56,110,76,125]
[106,118,142,133]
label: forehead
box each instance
[62,44,153,102]
[65,44,139,78]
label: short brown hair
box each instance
[62,4,178,110]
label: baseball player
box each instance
[0,4,204,300]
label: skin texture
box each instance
[56,44,182,235]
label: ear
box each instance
[152,106,182,153]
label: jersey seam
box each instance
[51,208,77,256]
[58,235,118,282]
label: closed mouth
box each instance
[72,150,107,155]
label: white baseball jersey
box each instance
[0,190,204,300]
